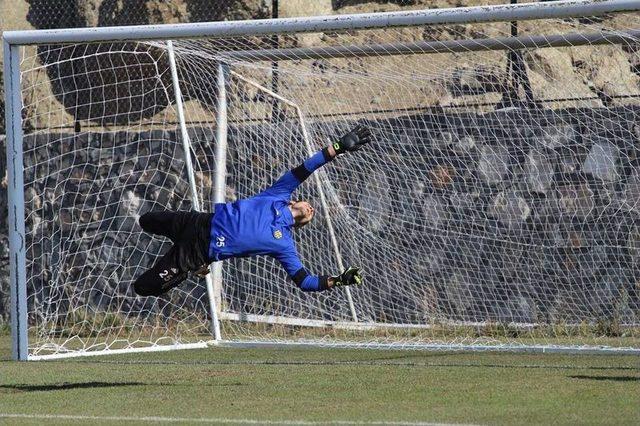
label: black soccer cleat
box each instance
[158,267,190,294]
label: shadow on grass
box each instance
[568,375,640,382]
[0,381,144,392]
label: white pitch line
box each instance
[0,413,477,426]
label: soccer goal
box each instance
[4,0,640,360]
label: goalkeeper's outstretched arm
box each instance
[259,124,372,198]
[274,249,363,292]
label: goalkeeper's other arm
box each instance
[293,122,373,181]
[328,267,363,289]
[330,123,372,157]
[259,124,372,198]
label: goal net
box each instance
[6,1,640,358]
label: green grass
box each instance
[0,335,639,425]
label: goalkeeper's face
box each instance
[289,200,315,228]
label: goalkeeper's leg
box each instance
[139,211,189,242]
[133,245,188,296]
[135,210,212,296]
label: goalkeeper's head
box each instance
[289,200,315,228]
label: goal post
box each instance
[166,39,221,342]
[4,0,640,360]
[4,40,29,361]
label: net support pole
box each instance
[227,70,359,322]
[298,119,359,323]
[211,62,230,339]
[4,41,28,361]
[167,40,221,341]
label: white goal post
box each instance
[5,0,640,360]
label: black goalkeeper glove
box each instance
[332,266,363,288]
[333,124,372,156]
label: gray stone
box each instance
[581,245,608,277]
[445,271,475,315]
[439,131,454,147]
[558,152,581,174]
[487,191,531,228]
[454,134,478,154]
[525,150,555,195]
[512,295,537,323]
[556,183,595,218]
[627,224,640,267]
[25,187,42,211]
[478,145,510,185]
[410,181,426,198]
[449,192,477,213]
[421,194,448,230]
[539,125,576,150]
[358,170,391,232]
[119,190,142,218]
[623,169,640,213]
[57,209,74,233]
[583,141,619,182]
[591,270,625,308]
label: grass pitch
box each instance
[0,336,638,425]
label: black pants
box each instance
[133,211,212,297]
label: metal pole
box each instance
[5,0,640,44]
[4,41,28,361]
[270,0,280,124]
[167,40,221,341]
[220,29,640,62]
[503,0,535,107]
[227,70,359,322]
[210,62,230,341]
[297,117,359,323]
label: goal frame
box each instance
[5,0,640,360]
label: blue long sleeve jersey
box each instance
[208,148,333,292]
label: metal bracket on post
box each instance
[167,40,222,341]
[4,40,29,360]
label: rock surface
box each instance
[2,1,640,329]
[2,105,640,327]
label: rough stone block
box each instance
[583,140,620,182]
[478,145,510,185]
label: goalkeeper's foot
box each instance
[193,264,210,278]
[158,264,210,295]
[158,268,190,294]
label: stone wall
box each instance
[361,107,640,324]
[1,106,640,326]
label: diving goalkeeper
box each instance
[133,124,372,297]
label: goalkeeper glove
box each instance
[333,124,372,155]
[332,266,363,288]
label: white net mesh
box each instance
[15,9,640,357]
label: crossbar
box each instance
[3,0,640,45]
[220,30,640,62]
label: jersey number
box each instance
[216,236,226,247]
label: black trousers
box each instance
[133,211,212,297]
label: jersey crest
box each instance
[273,229,283,239]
